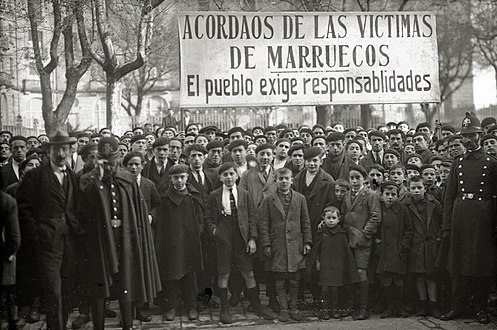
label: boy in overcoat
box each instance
[204,163,275,324]
[259,167,312,322]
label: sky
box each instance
[473,66,497,109]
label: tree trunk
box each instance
[315,105,330,126]
[360,104,371,129]
[106,74,122,132]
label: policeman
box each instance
[440,113,497,324]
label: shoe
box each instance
[278,309,289,322]
[136,310,152,322]
[440,310,460,321]
[339,308,353,318]
[398,306,409,318]
[187,309,198,321]
[428,301,442,319]
[228,292,241,307]
[475,310,491,324]
[352,308,369,320]
[290,308,303,321]
[246,288,276,320]
[331,309,341,319]
[269,296,281,313]
[105,307,117,318]
[71,314,91,328]
[320,308,330,320]
[26,310,40,323]
[220,306,232,324]
[381,305,396,319]
[164,308,176,321]
[415,301,428,317]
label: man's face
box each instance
[346,143,361,160]
[257,148,274,169]
[483,124,496,135]
[483,138,497,156]
[171,173,188,190]
[368,169,384,188]
[398,123,409,134]
[305,156,322,174]
[187,125,199,135]
[409,181,426,201]
[384,154,398,169]
[131,139,147,154]
[404,145,415,155]
[189,150,205,170]
[370,136,385,152]
[461,132,480,151]
[253,128,263,136]
[208,147,223,164]
[436,144,447,158]
[91,137,101,144]
[255,137,267,145]
[388,134,403,150]
[448,139,465,158]
[421,168,436,188]
[265,130,277,144]
[85,148,99,167]
[169,140,183,162]
[344,131,357,142]
[349,170,365,191]
[441,130,453,138]
[162,130,175,138]
[247,144,256,157]
[195,136,208,147]
[312,138,326,153]
[230,132,243,141]
[231,146,247,165]
[313,128,325,137]
[117,145,128,159]
[184,135,195,148]
[0,133,11,143]
[276,142,290,159]
[126,156,143,177]
[328,140,344,156]
[205,130,216,141]
[219,168,238,188]
[0,144,11,160]
[154,144,170,164]
[100,129,112,138]
[144,124,153,133]
[382,187,399,206]
[413,135,428,151]
[24,159,41,173]
[11,140,27,162]
[275,172,292,192]
[407,169,419,179]
[407,157,422,168]
[50,144,70,167]
[27,138,40,150]
[417,126,431,137]
[133,129,144,136]
[121,137,131,147]
[283,131,294,139]
[290,150,304,168]
[301,132,313,145]
[334,185,348,201]
[145,135,156,148]
[389,168,406,186]
[78,136,89,149]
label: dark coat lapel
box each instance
[308,169,326,200]
[272,193,286,219]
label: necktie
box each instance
[375,152,381,165]
[197,170,203,186]
[262,169,269,182]
[159,165,164,176]
[229,188,237,213]
[61,169,68,193]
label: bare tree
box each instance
[27,0,92,133]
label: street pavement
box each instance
[6,298,497,330]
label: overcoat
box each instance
[376,202,413,275]
[1,160,18,189]
[240,165,277,212]
[154,184,204,282]
[139,176,161,217]
[322,151,345,181]
[259,190,313,273]
[293,168,335,239]
[0,191,20,285]
[359,150,382,170]
[79,169,161,304]
[141,158,173,195]
[404,194,442,275]
[440,148,497,277]
[341,188,382,248]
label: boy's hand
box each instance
[315,260,320,271]
[303,243,311,255]
[247,239,257,255]
[263,246,272,258]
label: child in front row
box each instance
[376,181,413,318]
[405,175,443,318]
[259,168,313,322]
[313,206,360,319]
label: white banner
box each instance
[178,11,440,107]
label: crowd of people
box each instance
[0,111,497,330]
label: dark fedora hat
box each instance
[48,129,77,145]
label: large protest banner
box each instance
[178,12,440,107]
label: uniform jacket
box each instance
[440,148,497,277]
[341,188,382,248]
[79,169,161,303]
[293,168,335,239]
[204,186,258,244]
[259,190,313,272]
[141,158,174,195]
[376,202,413,275]
[405,194,442,274]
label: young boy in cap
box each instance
[204,162,275,324]
[154,164,204,321]
[259,167,313,322]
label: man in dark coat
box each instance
[2,136,27,189]
[154,164,204,321]
[141,137,174,195]
[78,138,161,330]
[440,113,497,324]
[322,132,346,180]
[16,130,83,330]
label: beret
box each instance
[383,149,400,159]
[77,132,91,139]
[406,153,422,162]
[10,135,28,144]
[130,134,146,145]
[216,132,226,139]
[228,139,248,151]
[169,163,189,175]
[276,124,288,130]
[222,138,230,147]
[275,138,291,146]
[79,142,98,157]
[304,146,322,160]
[132,126,144,132]
[290,137,304,143]
[218,162,237,175]
[349,164,368,178]
[481,117,496,127]
[405,164,420,171]
[288,144,305,156]
[279,128,293,138]
[206,140,223,150]
[264,126,276,133]
[90,133,102,139]
[252,126,264,133]
[481,134,497,144]
[368,130,387,140]
[419,164,435,173]
[199,125,218,134]
[255,143,275,154]
[97,137,119,157]
[228,127,245,137]
[311,135,326,145]
[299,128,314,136]
[254,135,268,142]
[152,137,170,148]
[326,132,345,142]
[187,143,208,155]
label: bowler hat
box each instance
[48,129,77,145]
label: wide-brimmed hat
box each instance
[48,129,77,145]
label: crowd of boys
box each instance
[0,111,497,330]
